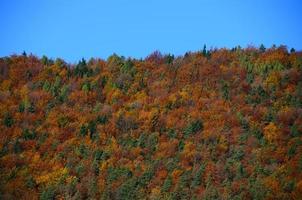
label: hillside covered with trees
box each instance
[1,45,302,199]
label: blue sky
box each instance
[0,0,301,62]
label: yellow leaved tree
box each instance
[263,122,280,143]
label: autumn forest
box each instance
[1,45,302,200]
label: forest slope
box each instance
[0,46,302,199]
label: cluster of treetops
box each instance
[0,44,302,199]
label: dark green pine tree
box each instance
[202,44,207,56]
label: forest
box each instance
[0,45,302,200]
